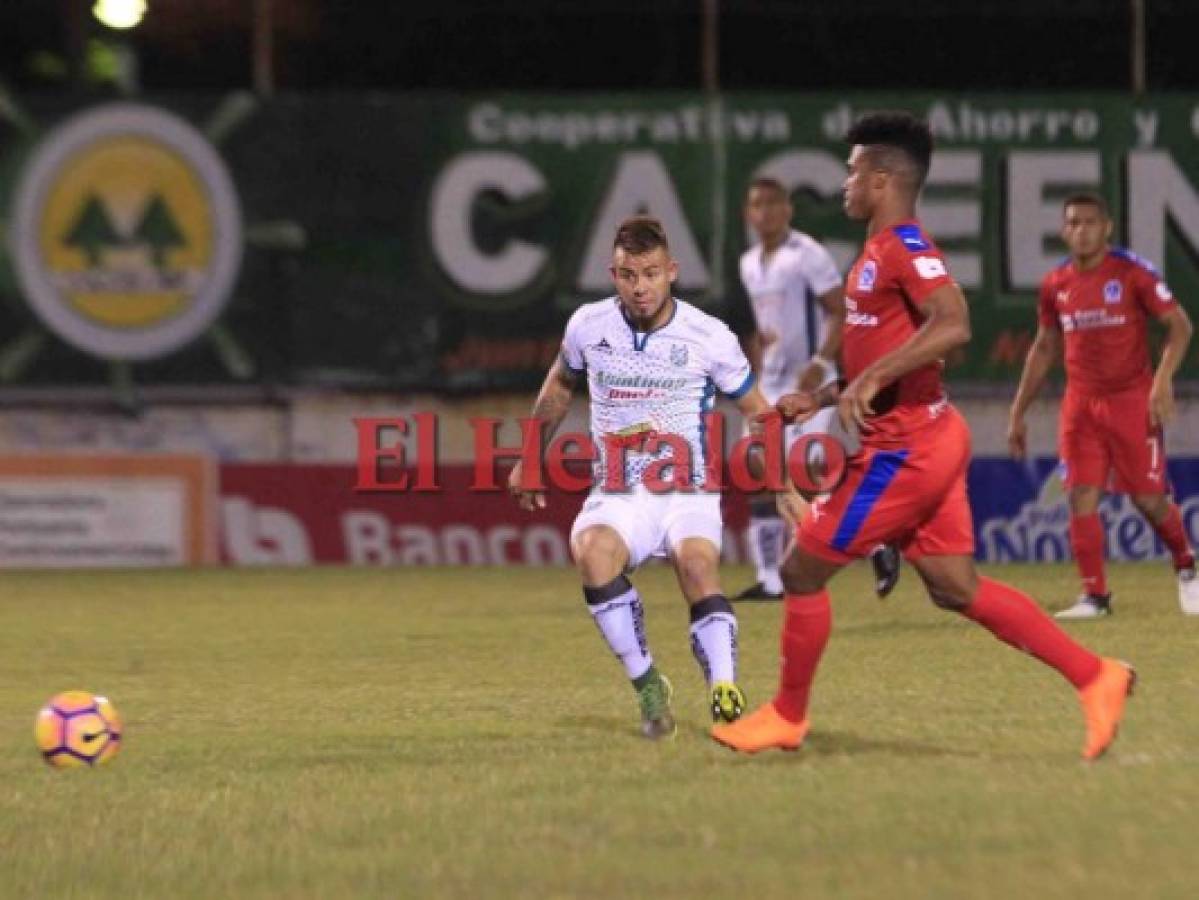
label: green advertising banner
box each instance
[1,92,1197,393]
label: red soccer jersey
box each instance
[843,220,957,445]
[1038,249,1177,396]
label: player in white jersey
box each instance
[733,177,900,601]
[509,216,774,740]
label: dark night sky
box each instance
[2,0,1199,94]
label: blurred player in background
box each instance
[510,216,774,739]
[734,177,899,601]
[712,112,1134,761]
[1008,194,1197,618]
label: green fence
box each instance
[1,92,1196,391]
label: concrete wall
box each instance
[1,388,1196,462]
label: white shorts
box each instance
[570,484,723,569]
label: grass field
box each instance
[1,562,1197,899]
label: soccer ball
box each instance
[34,691,123,768]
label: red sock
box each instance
[1069,513,1107,596]
[773,590,831,723]
[1152,503,1195,571]
[962,577,1101,689]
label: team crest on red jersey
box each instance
[857,260,877,292]
[1103,279,1122,304]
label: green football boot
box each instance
[634,668,677,740]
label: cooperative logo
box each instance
[9,104,243,360]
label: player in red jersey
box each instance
[1008,193,1196,618]
[711,112,1133,761]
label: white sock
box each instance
[689,595,738,684]
[748,513,787,594]
[584,576,653,681]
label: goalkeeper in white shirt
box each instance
[733,177,899,601]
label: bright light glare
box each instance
[93,0,148,30]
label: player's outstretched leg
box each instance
[583,574,675,740]
[687,594,746,722]
[1132,495,1199,615]
[916,556,1134,760]
[966,578,1134,760]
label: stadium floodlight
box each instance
[93,0,148,30]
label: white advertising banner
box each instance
[0,455,216,568]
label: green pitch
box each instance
[1,563,1197,899]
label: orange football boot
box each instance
[710,702,809,753]
[1078,658,1136,761]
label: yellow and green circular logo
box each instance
[10,104,242,360]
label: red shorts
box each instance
[797,406,975,564]
[1060,386,1167,495]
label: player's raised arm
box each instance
[508,353,578,510]
[839,281,970,429]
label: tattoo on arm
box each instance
[530,362,576,442]
[532,386,571,426]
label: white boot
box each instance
[1178,568,1199,616]
[1054,593,1112,620]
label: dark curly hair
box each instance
[847,111,933,190]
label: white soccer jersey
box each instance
[739,229,842,401]
[561,297,754,488]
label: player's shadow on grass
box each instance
[802,729,982,760]
[835,619,964,638]
[556,714,638,736]
[560,718,1021,761]
[693,723,984,760]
